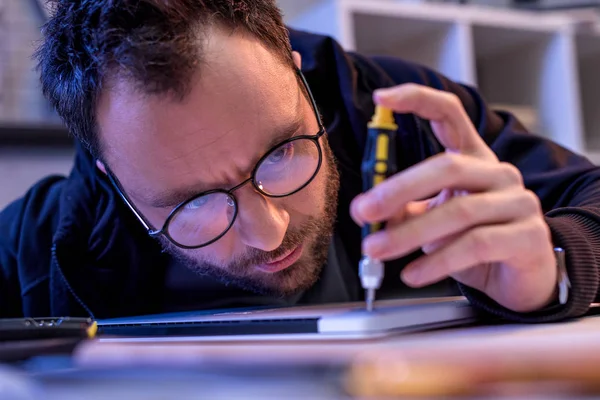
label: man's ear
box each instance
[292,51,302,70]
[96,160,107,175]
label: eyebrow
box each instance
[142,111,306,209]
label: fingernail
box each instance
[402,267,421,286]
[362,232,385,257]
[350,195,365,227]
[353,217,365,228]
[357,194,377,218]
[356,198,369,217]
[373,89,391,102]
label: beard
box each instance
[159,138,341,298]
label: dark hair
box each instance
[35,0,294,158]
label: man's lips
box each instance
[256,245,304,273]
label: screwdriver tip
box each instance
[365,288,375,312]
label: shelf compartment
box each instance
[351,12,474,86]
[472,24,583,152]
[577,32,600,153]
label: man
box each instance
[1,0,598,321]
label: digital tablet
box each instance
[97,296,477,341]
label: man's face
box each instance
[97,27,340,297]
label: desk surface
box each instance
[6,315,600,399]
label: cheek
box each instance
[144,205,243,265]
[282,172,328,217]
[175,235,238,266]
[182,222,254,265]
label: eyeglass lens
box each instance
[166,137,321,247]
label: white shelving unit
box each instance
[577,28,600,157]
[278,0,600,162]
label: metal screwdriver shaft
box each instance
[360,256,384,311]
[366,289,375,312]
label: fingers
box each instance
[362,189,542,260]
[374,84,496,160]
[386,199,431,225]
[350,152,524,225]
[400,217,552,289]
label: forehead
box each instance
[96,26,301,198]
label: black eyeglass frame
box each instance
[106,68,326,249]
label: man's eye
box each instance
[266,142,294,164]
[185,196,209,210]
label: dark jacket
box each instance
[1,29,599,321]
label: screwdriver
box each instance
[359,105,398,312]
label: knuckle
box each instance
[401,83,424,100]
[521,190,542,215]
[444,92,462,109]
[405,82,422,92]
[440,153,465,177]
[529,217,551,241]
[517,218,551,256]
[499,162,523,186]
[436,249,455,273]
[408,219,431,248]
[411,85,429,106]
[467,230,493,265]
[451,197,475,224]
[539,220,553,244]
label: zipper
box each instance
[51,243,95,319]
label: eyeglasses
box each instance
[107,69,325,249]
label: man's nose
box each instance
[233,186,289,252]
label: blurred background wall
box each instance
[1,0,600,209]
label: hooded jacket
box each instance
[1,29,599,321]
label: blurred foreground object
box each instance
[346,324,600,397]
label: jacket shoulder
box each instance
[0,175,66,316]
[1,175,66,249]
